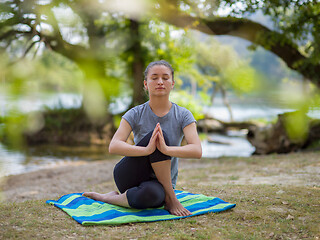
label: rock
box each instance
[286,214,294,220]
[268,232,275,238]
[276,190,285,195]
[247,111,320,154]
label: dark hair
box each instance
[144,60,174,81]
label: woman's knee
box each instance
[127,182,165,209]
[113,158,126,183]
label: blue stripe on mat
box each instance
[74,208,170,222]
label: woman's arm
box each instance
[157,122,202,159]
[108,119,158,156]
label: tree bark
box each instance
[129,19,147,107]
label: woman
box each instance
[83,60,202,216]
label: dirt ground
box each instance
[1,151,319,202]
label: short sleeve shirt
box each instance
[122,101,196,188]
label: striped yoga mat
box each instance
[46,190,236,225]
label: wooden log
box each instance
[197,116,258,133]
[197,118,226,133]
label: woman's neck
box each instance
[148,97,172,117]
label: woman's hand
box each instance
[145,123,160,155]
[156,123,169,155]
[145,123,170,155]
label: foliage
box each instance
[195,38,260,94]
[0,111,27,148]
[1,0,319,97]
[160,0,320,84]
[0,105,113,148]
[140,19,195,74]
[174,35,263,122]
[221,0,320,64]
[2,51,84,93]
[1,0,319,87]
[283,111,309,142]
[1,0,320,147]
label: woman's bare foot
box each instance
[82,191,130,207]
[164,196,192,216]
[82,191,119,202]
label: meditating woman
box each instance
[83,60,202,216]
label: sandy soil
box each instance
[1,152,319,202]
[0,160,118,202]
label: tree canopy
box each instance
[1,0,319,97]
[1,0,320,149]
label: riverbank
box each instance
[0,132,255,178]
[1,152,319,239]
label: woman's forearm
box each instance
[108,140,151,157]
[166,144,202,159]
[109,140,202,159]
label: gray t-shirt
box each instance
[122,101,196,188]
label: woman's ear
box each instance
[144,80,148,91]
[171,80,175,89]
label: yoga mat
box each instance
[46,190,236,225]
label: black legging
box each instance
[113,130,172,209]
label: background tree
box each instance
[1,0,320,108]
[0,0,198,146]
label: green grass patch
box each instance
[1,185,319,239]
[1,152,320,239]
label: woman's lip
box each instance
[156,88,165,89]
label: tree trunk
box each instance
[220,85,234,122]
[129,19,147,107]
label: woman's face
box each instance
[144,65,174,97]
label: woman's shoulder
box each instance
[171,102,196,127]
[171,102,192,114]
[122,102,149,126]
[130,101,149,112]
[124,101,149,116]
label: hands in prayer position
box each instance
[146,123,169,155]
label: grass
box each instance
[1,152,320,239]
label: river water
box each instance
[0,93,319,177]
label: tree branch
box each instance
[35,4,92,64]
[67,0,106,50]
[157,5,320,86]
[32,38,44,59]
[0,30,33,41]
[21,40,39,59]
